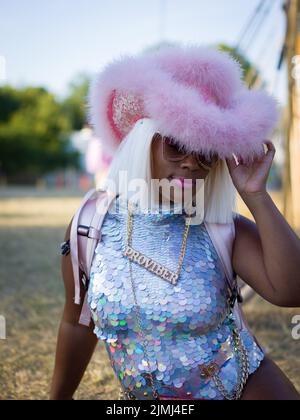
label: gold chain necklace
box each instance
[120,203,250,400]
[122,203,192,285]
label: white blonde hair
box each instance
[99,118,237,223]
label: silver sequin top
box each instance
[87,195,264,400]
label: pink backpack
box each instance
[67,187,253,335]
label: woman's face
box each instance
[150,133,216,203]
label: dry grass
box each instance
[0,187,299,399]
[0,188,119,400]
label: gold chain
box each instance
[122,203,249,400]
[127,202,191,280]
[211,328,250,400]
[128,252,159,399]
[123,202,191,399]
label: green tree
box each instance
[218,44,263,88]
[0,85,80,180]
[61,73,90,131]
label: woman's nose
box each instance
[180,154,199,170]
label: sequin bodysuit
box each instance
[87,195,264,400]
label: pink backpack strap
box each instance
[204,221,236,292]
[204,220,247,331]
[70,188,98,305]
[70,188,118,326]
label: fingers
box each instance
[263,140,276,155]
[229,153,248,166]
[262,140,276,164]
[226,140,275,169]
[226,153,239,171]
[231,153,239,166]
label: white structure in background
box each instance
[70,126,111,188]
[70,126,92,158]
[0,315,6,340]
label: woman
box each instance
[50,45,300,400]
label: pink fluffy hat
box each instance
[87,44,280,162]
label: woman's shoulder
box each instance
[233,213,257,238]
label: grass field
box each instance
[0,187,299,400]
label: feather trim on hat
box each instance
[87,44,280,162]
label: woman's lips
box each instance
[169,176,195,188]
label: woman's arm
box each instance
[233,203,300,307]
[50,218,98,400]
[226,141,300,307]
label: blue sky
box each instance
[0,0,287,104]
